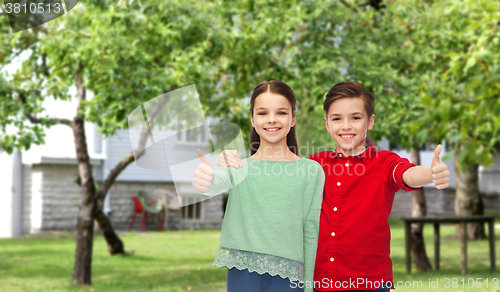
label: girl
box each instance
[193,79,325,292]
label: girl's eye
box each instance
[278,112,287,115]
[258,112,266,115]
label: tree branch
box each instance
[340,0,359,13]
[41,53,51,78]
[96,89,174,202]
[18,92,73,126]
[75,64,85,119]
[96,151,136,202]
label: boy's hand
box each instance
[431,145,449,189]
[193,149,214,192]
[217,150,242,168]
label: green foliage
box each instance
[1,0,498,169]
[339,0,500,170]
[0,0,235,151]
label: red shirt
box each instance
[309,142,420,291]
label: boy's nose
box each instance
[342,122,352,130]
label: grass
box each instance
[0,230,226,292]
[0,215,499,292]
[388,216,500,292]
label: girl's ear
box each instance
[291,115,296,128]
[251,115,255,128]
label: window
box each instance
[176,127,208,145]
[181,198,203,221]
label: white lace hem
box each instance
[213,247,304,281]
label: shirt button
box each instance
[339,154,342,157]
[330,257,334,262]
[333,207,338,211]
[337,182,341,186]
[331,232,335,236]
[345,163,349,167]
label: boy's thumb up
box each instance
[431,144,442,167]
[431,144,449,190]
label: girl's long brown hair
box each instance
[249,79,298,155]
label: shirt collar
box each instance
[331,141,375,164]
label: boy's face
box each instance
[324,97,375,156]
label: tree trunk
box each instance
[72,115,98,285]
[72,70,125,285]
[73,178,126,255]
[454,145,486,240]
[409,146,432,271]
[71,77,172,284]
[94,207,125,255]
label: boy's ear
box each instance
[324,117,330,133]
[367,114,375,130]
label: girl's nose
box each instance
[267,114,277,124]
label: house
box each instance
[0,120,226,238]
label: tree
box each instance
[0,0,235,285]
[340,0,500,243]
[391,0,500,240]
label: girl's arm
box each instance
[303,163,325,292]
[193,149,234,196]
[217,150,242,168]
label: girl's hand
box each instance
[217,150,243,168]
[193,149,214,192]
[431,145,450,189]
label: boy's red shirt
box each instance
[309,142,420,291]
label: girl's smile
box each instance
[264,127,282,133]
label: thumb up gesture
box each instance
[431,145,450,189]
[193,149,214,192]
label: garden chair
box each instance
[128,190,164,232]
[154,189,182,230]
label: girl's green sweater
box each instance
[198,157,325,291]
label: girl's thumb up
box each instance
[194,149,214,192]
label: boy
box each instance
[216,81,450,291]
[307,81,449,291]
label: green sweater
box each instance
[198,157,325,291]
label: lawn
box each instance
[0,218,499,292]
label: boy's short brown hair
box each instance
[323,81,375,117]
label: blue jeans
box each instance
[226,267,303,292]
[313,282,392,292]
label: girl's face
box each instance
[251,91,296,148]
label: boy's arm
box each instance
[402,145,450,189]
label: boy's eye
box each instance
[353,116,361,120]
[278,112,287,115]
[332,118,340,121]
[258,112,266,115]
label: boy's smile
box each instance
[324,97,375,156]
